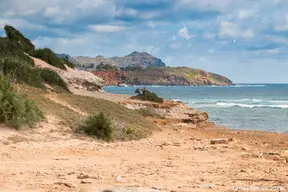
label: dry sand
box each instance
[0,91,287,192]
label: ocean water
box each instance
[104,84,288,133]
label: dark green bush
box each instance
[4,25,35,54]
[131,88,164,103]
[0,75,44,129]
[80,112,114,141]
[31,48,66,70]
[0,38,34,66]
[39,68,69,91]
[60,57,74,69]
[1,60,44,88]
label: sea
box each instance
[104,84,288,133]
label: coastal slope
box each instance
[94,67,233,86]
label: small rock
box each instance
[210,138,229,145]
[81,179,92,184]
[228,138,236,142]
[240,169,246,173]
[267,151,281,156]
[54,181,76,188]
[242,147,250,151]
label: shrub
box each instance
[39,68,69,91]
[131,88,164,103]
[31,48,66,70]
[80,112,114,141]
[1,60,44,88]
[4,25,35,54]
[0,75,44,129]
[60,57,74,69]
[0,38,34,66]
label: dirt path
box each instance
[0,119,287,192]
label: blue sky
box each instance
[1,0,288,83]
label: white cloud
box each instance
[237,10,253,19]
[178,26,192,40]
[219,21,254,38]
[89,25,127,33]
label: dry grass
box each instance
[20,84,156,141]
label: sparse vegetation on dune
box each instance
[31,48,67,70]
[0,28,69,91]
[0,75,43,129]
[39,68,69,91]
[60,57,75,69]
[21,85,155,141]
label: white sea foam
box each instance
[232,85,266,88]
[215,102,288,109]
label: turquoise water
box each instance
[104,84,288,133]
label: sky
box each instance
[1,0,288,83]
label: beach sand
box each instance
[0,91,287,192]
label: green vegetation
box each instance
[57,94,155,140]
[60,57,74,69]
[0,26,69,91]
[124,67,233,85]
[39,68,69,91]
[0,38,44,88]
[0,75,43,129]
[31,48,66,70]
[79,112,114,141]
[120,65,144,71]
[4,25,35,54]
[131,88,164,103]
[96,63,118,71]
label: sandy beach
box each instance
[0,91,287,192]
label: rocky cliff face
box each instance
[73,51,166,69]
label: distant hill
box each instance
[94,67,233,86]
[73,51,166,69]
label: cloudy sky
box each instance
[1,0,288,83]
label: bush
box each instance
[60,57,74,69]
[1,60,44,88]
[80,112,114,141]
[0,75,44,129]
[39,68,69,91]
[4,25,35,54]
[131,88,164,103]
[31,48,66,70]
[0,38,34,67]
